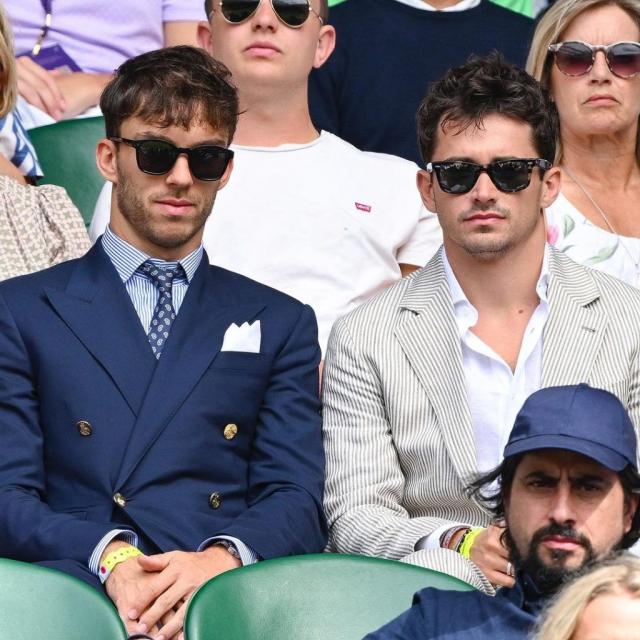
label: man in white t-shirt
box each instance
[91,0,441,352]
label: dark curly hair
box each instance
[416,51,559,166]
[101,46,239,143]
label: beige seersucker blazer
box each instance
[322,246,640,594]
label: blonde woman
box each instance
[0,4,41,184]
[527,0,640,286]
[535,554,640,640]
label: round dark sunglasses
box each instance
[215,0,323,28]
[426,159,552,194]
[548,41,640,79]
[110,138,234,181]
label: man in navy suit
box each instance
[0,46,326,639]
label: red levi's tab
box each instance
[355,202,372,212]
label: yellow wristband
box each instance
[99,545,143,583]
[459,527,484,559]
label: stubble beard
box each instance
[115,166,216,251]
[454,204,542,261]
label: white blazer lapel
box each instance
[542,249,608,387]
[394,253,477,486]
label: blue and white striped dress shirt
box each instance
[89,227,256,578]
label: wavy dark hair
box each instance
[416,51,559,165]
[467,454,640,549]
[101,46,239,143]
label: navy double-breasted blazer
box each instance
[0,242,327,570]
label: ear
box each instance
[313,24,336,69]
[624,492,639,533]
[197,20,213,54]
[217,157,234,190]
[540,165,561,209]
[96,138,119,184]
[417,169,437,213]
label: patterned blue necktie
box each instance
[141,260,185,359]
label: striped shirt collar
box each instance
[101,226,203,284]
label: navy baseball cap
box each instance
[503,384,638,471]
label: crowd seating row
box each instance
[0,554,469,640]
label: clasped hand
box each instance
[106,546,240,640]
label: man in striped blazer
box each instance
[322,53,640,594]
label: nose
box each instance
[165,154,194,187]
[589,49,612,82]
[470,169,498,204]
[251,0,279,29]
[548,484,577,526]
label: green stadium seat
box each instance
[29,116,106,228]
[184,553,473,640]
[0,558,127,640]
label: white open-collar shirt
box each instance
[419,248,550,550]
[443,247,550,475]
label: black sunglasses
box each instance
[426,159,552,194]
[548,41,640,79]
[110,138,234,181]
[216,0,323,28]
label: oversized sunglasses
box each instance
[110,138,234,181]
[548,41,640,79]
[215,0,323,28]
[426,159,552,194]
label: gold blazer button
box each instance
[76,420,93,436]
[113,493,127,508]
[209,492,222,509]
[223,423,238,440]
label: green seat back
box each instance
[29,116,106,227]
[184,553,473,640]
[0,558,127,640]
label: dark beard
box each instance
[505,523,601,596]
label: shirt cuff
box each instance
[414,523,470,552]
[198,536,259,566]
[88,529,138,575]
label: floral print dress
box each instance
[545,191,640,288]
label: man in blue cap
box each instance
[365,384,640,639]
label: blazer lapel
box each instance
[542,249,607,387]
[115,260,265,486]
[394,252,477,486]
[45,243,156,415]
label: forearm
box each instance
[58,72,111,118]
[0,154,26,184]
[0,491,117,564]
[328,507,469,559]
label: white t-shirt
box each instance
[90,131,441,352]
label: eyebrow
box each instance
[523,471,609,485]
[441,156,527,163]
[136,130,228,147]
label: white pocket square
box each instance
[221,320,261,353]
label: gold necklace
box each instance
[561,165,640,270]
